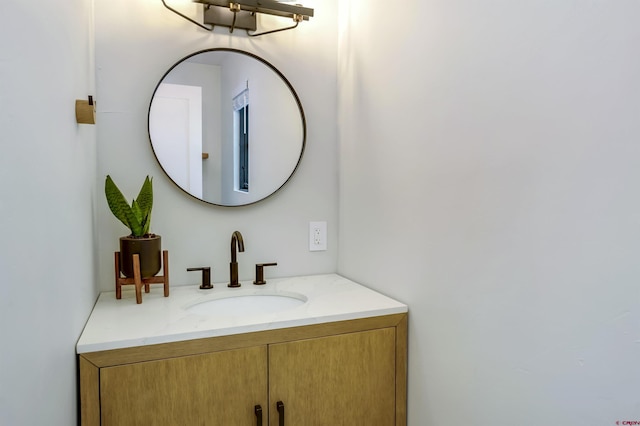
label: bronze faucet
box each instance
[228,231,245,287]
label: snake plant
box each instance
[105,175,153,237]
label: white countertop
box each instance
[76,274,408,353]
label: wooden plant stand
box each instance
[114,250,170,304]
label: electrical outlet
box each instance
[309,221,327,251]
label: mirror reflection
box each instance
[148,48,306,206]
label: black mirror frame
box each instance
[148,48,307,207]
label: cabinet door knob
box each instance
[254,405,263,426]
[277,401,285,426]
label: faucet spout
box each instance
[229,231,245,287]
[231,231,245,263]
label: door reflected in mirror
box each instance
[148,48,306,206]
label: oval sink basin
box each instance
[187,293,307,317]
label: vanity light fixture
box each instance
[161,0,313,37]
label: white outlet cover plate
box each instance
[309,221,327,251]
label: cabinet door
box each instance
[100,345,267,426]
[269,328,396,425]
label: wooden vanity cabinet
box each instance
[269,327,397,425]
[79,313,407,425]
[98,346,267,425]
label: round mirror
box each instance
[148,48,306,206]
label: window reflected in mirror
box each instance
[233,87,250,193]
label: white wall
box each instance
[338,1,640,425]
[95,0,338,291]
[0,0,97,424]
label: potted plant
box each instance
[105,175,161,279]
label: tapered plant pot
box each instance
[119,234,162,278]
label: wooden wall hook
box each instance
[76,96,96,125]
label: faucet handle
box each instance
[187,267,213,289]
[253,262,277,285]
